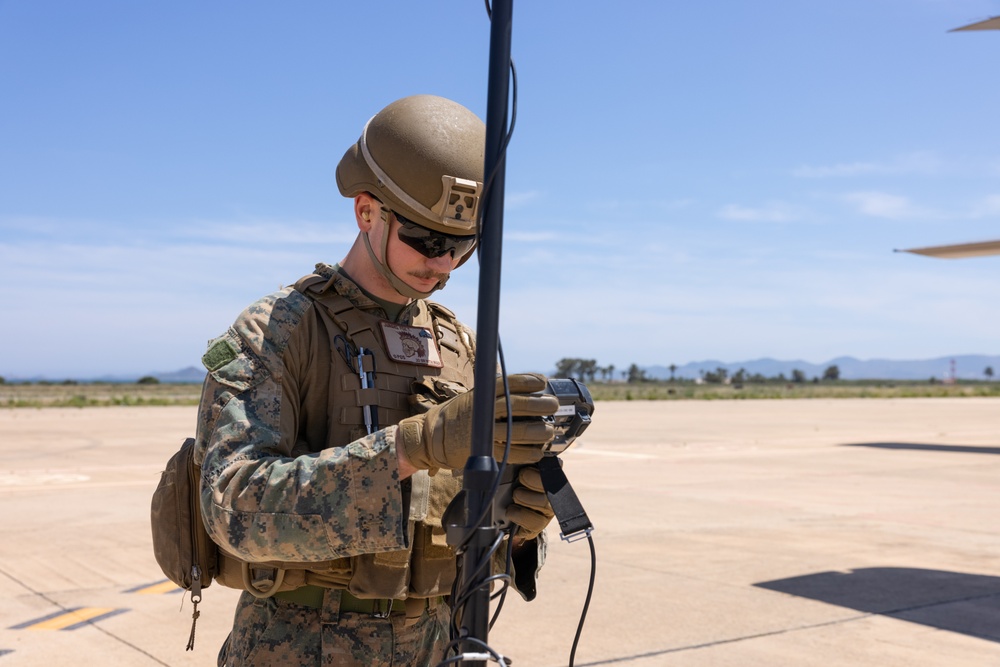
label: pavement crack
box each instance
[570,613,872,666]
[0,564,171,666]
[881,590,1000,617]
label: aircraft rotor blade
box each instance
[950,16,1000,32]
[895,240,1000,258]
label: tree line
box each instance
[553,359,843,384]
[698,365,841,384]
[553,359,999,384]
[552,358,648,383]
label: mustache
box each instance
[410,269,450,281]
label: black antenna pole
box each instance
[460,0,513,661]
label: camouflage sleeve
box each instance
[194,288,407,563]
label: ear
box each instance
[354,193,378,231]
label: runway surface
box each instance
[1,399,998,666]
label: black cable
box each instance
[453,532,507,607]
[439,2,524,664]
[569,533,597,667]
[438,635,506,665]
[475,1,517,256]
[453,342,512,555]
[447,521,509,648]
[446,340,518,660]
[447,0,598,663]
[476,54,516,241]
[453,0,520,556]
[488,525,516,630]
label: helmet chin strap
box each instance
[361,229,449,301]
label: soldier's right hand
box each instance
[397,373,558,472]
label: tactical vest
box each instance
[214,273,476,600]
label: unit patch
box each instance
[202,336,239,371]
[379,321,442,368]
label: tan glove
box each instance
[506,466,555,541]
[397,373,558,472]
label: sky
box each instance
[2,0,1000,380]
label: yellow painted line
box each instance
[11,607,130,631]
[27,608,116,631]
[133,580,180,595]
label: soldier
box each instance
[193,95,558,666]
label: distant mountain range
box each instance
[7,355,1000,384]
[151,366,208,383]
[6,366,208,384]
[644,355,1000,381]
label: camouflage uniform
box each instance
[194,263,542,666]
[221,588,449,666]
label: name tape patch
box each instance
[379,321,442,368]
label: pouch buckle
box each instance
[372,599,392,619]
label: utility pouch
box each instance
[150,437,219,649]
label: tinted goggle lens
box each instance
[394,211,477,259]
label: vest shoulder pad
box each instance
[427,301,476,358]
[427,301,456,320]
[292,273,334,296]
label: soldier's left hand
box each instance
[506,466,554,542]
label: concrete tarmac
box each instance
[0,399,998,666]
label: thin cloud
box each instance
[504,191,541,208]
[843,191,1000,222]
[657,199,697,211]
[496,257,1000,372]
[969,194,1000,218]
[717,202,801,223]
[842,191,930,220]
[0,215,357,247]
[177,219,357,246]
[793,151,944,179]
[505,231,558,242]
[588,198,696,213]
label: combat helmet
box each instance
[336,94,485,298]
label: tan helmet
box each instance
[336,95,485,299]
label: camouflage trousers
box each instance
[219,589,450,666]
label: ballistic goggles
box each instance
[389,208,477,259]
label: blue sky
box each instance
[2,0,1000,379]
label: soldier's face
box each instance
[373,210,460,295]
